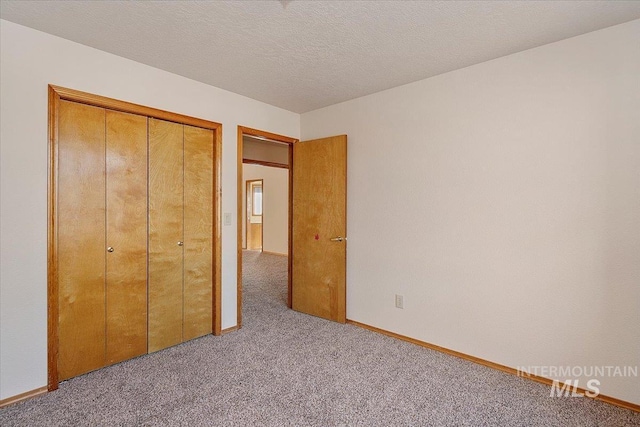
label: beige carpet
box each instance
[1,250,638,426]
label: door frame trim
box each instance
[237,126,298,328]
[48,85,223,391]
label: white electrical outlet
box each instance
[395,294,404,309]
[224,213,232,226]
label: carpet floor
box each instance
[1,250,638,426]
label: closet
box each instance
[54,91,217,382]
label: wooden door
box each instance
[105,110,148,364]
[58,100,107,379]
[183,125,214,341]
[292,135,347,323]
[148,118,184,352]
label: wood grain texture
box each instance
[50,85,220,131]
[57,100,106,380]
[49,85,223,387]
[242,158,289,169]
[248,223,263,250]
[238,126,299,145]
[236,126,244,328]
[213,125,223,335]
[105,110,148,364]
[148,118,184,352]
[47,87,60,390]
[183,125,214,341]
[287,141,297,308]
[288,144,294,309]
[292,135,347,323]
[0,386,48,408]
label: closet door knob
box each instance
[177,241,184,246]
[107,247,114,253]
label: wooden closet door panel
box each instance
[148,118,184,352]
[105,110,148,364]
[58,100,106,380]
[183,126,214,340]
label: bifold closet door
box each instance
[105,110,148,364]
[183,125,214,340]
[57,96,216,380]
[148,120,214,350]
[58,100,107,380]
[58,102,149,379]
[148,118,185,353]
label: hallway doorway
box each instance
[237,126,297,328]
[245,179,263,251]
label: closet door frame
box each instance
[47,85,222,391]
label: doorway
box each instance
[245,179,263,251]
[237,126,298,328]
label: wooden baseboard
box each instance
[346,320,640,413]
[261,251,287,257]
[221,325,239,334]
[0,386,48,408]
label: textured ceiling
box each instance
[2,1,640,113]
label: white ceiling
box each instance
[2,1,640,113]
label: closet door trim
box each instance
[48,85,222,391]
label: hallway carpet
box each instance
[1,251,638,426]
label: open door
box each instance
[292,135,347,323]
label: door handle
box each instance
[330,236,346,242]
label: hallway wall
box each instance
[243,164,289,255]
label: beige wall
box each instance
[0,20,299,399]
[302,20,640,404]
[242,164,289,255]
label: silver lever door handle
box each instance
[330,236,346,242]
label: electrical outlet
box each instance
[224,213,232,226]
[395,294,404,309]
